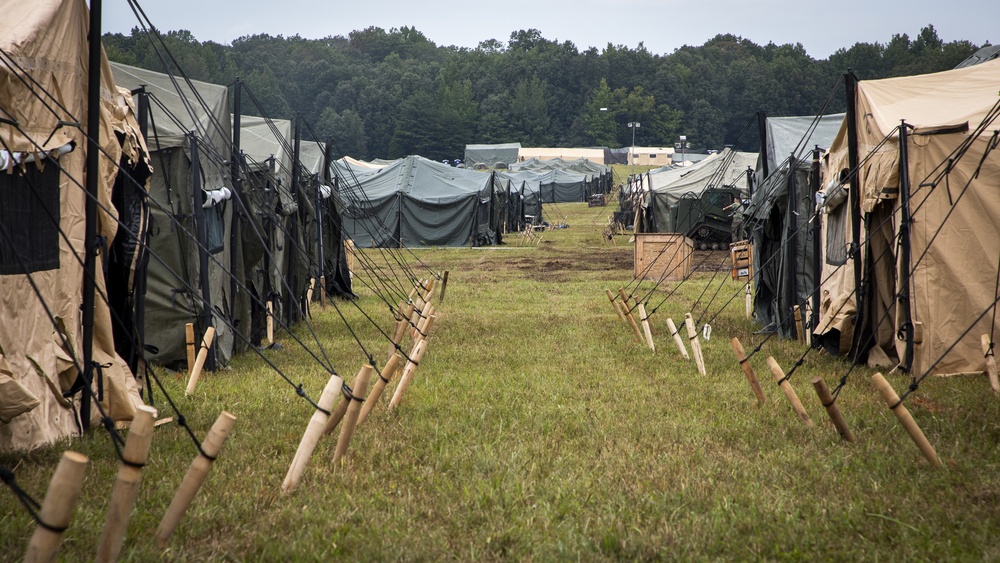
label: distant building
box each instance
[628,146,675,167]
[518,147,605,164]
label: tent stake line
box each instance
[156,411,236,546]
[24,451,88,563]
[766,356,812,426]
[666,318,689,360]
[96,405,157,563]
[333,365,373,466]
[685,313,706,375]
[731,337,765,406]
[871,373,942,467]
[811,376,854,442]
[282,374,344,493]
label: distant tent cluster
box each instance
[506,157,613,203]
[331,155,505,248]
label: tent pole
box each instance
[810,146,822,342]
[80,0,103,432]
[190,134,216,372]
[756,109,769,180]
[845,70,867,364]
[290,114,302,324]
[786,154,799,338]
[229,78,242,330]
[897,121,915,372]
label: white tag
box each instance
[702,323,712,341]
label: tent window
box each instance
[205,204,225,254]
[0,164,60,274]
[825,204,848,266]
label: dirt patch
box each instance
[691,250,732,273]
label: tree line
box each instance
[103,25,983,161]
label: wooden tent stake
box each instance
[423,277,436,302]
[811,376,854,441]
[871,373,942,467]
[415,312,437,344]
[439,270,449,303]
[409,295,427,338]
[357,353,402,426]
[333,365,373,465]
[390,300,414,357]
[635,299,655,352]
[684,313,706,375]
[281,374,344,493]
[666,318,689,360]
[95,406,157,563]
[185,323,196,377]
[24,451,88,563]
[793,305,805,344]
[745,280,753,320]
[306,278,315,315]
[804,303,813,347]
[605,288,626,322]
[618,288,645,342]
[185,326,216,396]
[321,393,350,436]
[731,337,765,406]
[318,275,326,307]
[766,356,812,426]
[156,411,236,546]
[266,300,274,346]
[982,334,999,393]
[389,339,429,411]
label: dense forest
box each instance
[103,25,982,161]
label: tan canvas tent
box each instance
[0,0,147,451]
[818,60,1000,376]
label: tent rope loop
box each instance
[0,467,68,533]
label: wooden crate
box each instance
[729,240,752,281]
[633,233,693,281]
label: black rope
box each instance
[0,467,68,533]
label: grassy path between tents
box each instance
[2,202,1000,560]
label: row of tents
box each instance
[0,0,614,451]
[0,0,366,452]
[629,57,1000,379]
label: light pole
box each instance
[675,134,690,166]
[628,121,640,177]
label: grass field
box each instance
[2,202,999,561]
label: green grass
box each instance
[2,203,999,560]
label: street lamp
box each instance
[675,134,690,166]
[628,121,640,177]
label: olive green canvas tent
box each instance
[111,62,237,369]
[334,155,502,248]
[743,113,844,336]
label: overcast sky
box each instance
[102,0,995,59]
